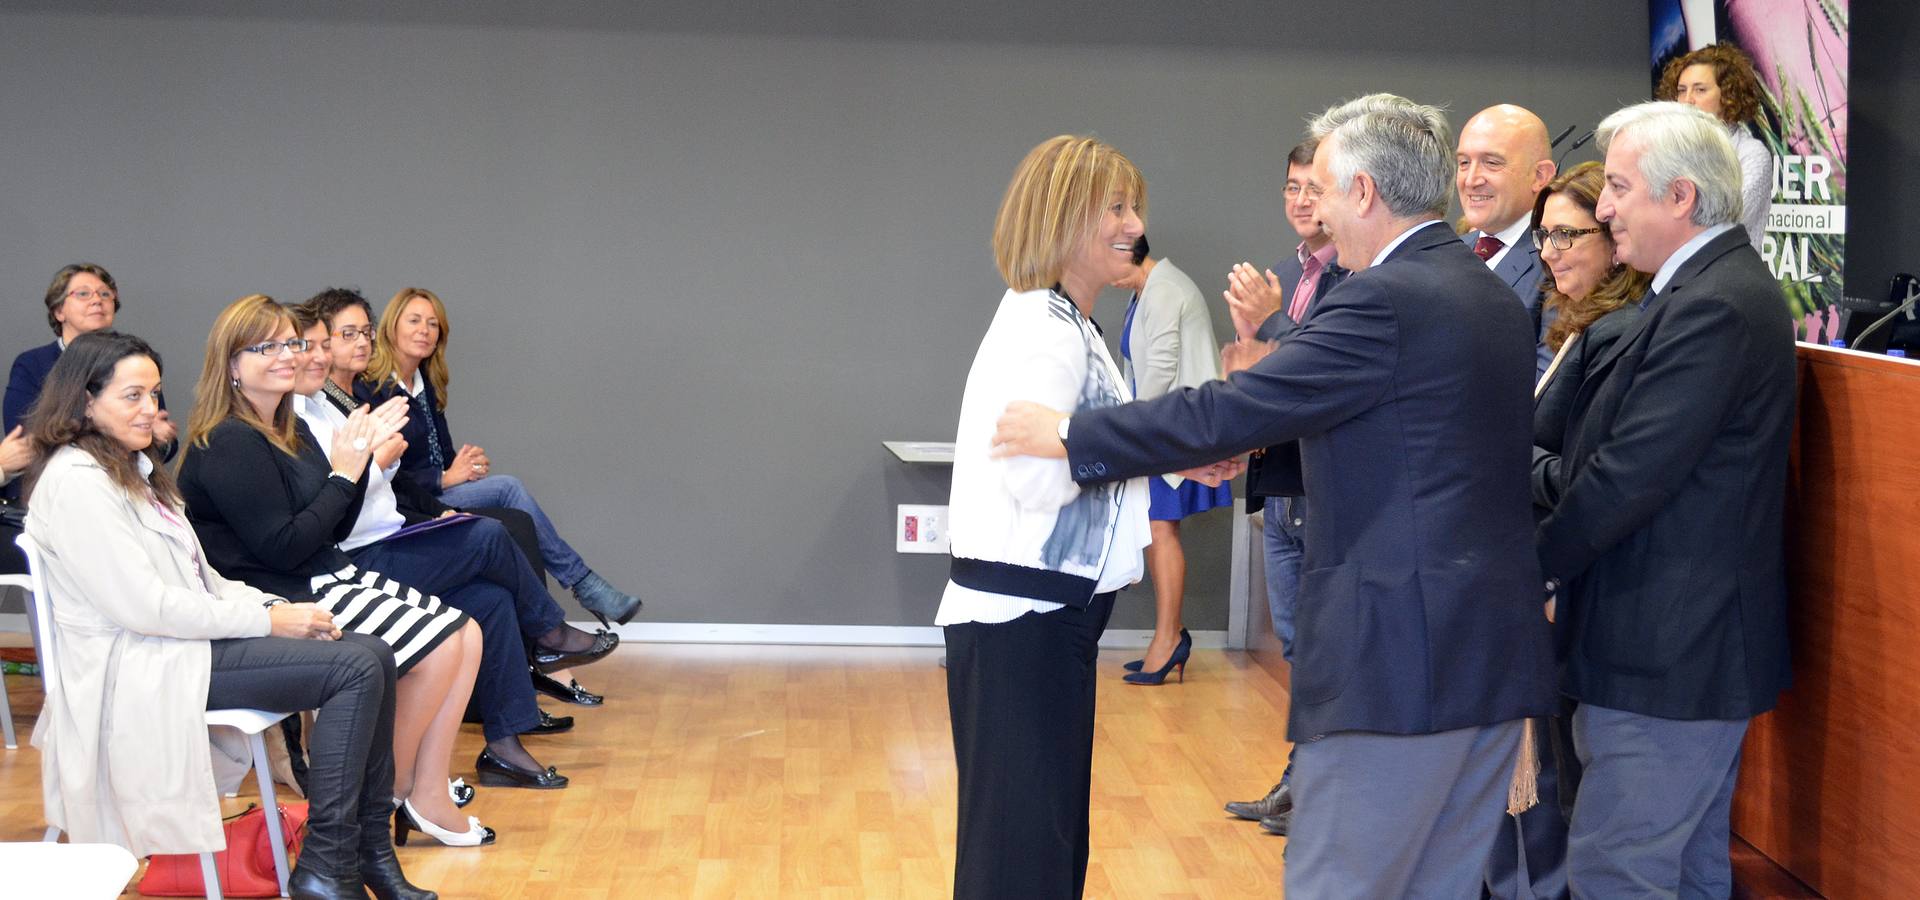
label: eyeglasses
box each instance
[334,326,376,343]
[238,339,313,356]
[66,288,116,303]
[1531,226,1604,251]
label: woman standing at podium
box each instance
[937,135,1154,899]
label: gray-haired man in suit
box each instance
[992,93,1556,897]
[1537,100,1794,898]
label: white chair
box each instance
[0,840,141,898]
[16,533,293,900]
[0,572,29,749]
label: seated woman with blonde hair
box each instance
[21,330,434,900]
[175,295,509,850]
[356,286,642,628]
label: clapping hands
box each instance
[329,397,409,481]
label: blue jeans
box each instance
[1262,503,1304,660]
[440,474,590,587]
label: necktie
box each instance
[1473,234,1504,262]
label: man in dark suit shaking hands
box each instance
[993,93,1557,897]
[1537,101,1794,898]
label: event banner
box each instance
[1650,0,1848,328]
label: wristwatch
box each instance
[1056,416,1071,445]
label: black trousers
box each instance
[944,592,1115,900]
[206,633,396,878]
[0,514,24,574]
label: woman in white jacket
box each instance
[938,134,1152,900]
[21,331,433,900]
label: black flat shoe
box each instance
[531,669,604,706]
[525,709,574,735]
[288,865,368,900]
[531,629,618,674]
[475,747,569,789]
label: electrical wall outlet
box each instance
[897,504,949,554]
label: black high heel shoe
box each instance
[475,746,569,789]
[1124,628,1192,685]
[1123,658,1146,672]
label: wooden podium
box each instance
[1731,344,1920,897]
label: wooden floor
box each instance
[0,644,1301,899]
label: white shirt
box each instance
[294,393,406,551]
[1479,215,1533,270]
[1371,219,1444,269]
[1650,223,1741,296]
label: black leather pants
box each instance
[207,633,397,878]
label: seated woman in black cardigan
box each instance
[357,287,641,628]
[175,295,506,847]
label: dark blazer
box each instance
[4,341,62,437]
[1068,221,1556,738]
[1531,305,1640,510]
[1246,253,1350,525]
[354,376,455,497]
[319,384,452,523]
[178,418,369,600]
[1535,228,1795,721]
[5,339,175,501]
[1469,231,1555,378]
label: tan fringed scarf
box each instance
[1507,719,1540,815]
[1511,327,1574,814]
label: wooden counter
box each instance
[1731,344,1920,898]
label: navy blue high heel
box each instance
[1124,628,1192,685]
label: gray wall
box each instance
[0,2,1647,629]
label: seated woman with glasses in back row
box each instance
[4,263,177,573]
[20,330,435,900]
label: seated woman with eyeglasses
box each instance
[4,263,178,573]
[290,299,611,797]
[355,287,642,628]
[174,295,516,847]
[20,330,435,900]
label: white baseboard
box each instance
[0,609,1223,651]
[591,621,1228,650]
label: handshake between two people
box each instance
[988,401,1247,488]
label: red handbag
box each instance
[139,801,309,898]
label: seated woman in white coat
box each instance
[20,330,434,900]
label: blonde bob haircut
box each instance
[991,135,1146,292]
[184,294,304,456]
[364,286,452,410]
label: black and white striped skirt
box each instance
[308,566,468,676]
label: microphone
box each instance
[1548,124,1576,149]
[1554,130,1595,170]
[1849,273,1920,350]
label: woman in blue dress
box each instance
[1113,237,1232,684]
